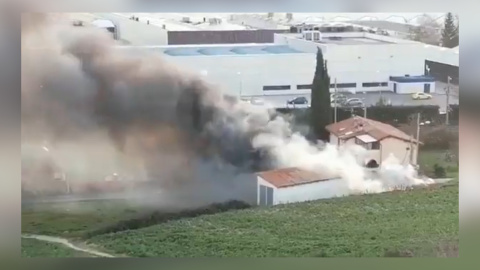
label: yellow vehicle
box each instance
[412,92,432,100]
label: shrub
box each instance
[433,164,447,178]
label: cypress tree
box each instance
[310,48,332,142]
[442,12,459,48]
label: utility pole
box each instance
[334,78,337,123]
[237,71,243,97]
[415,112,421,165]
[446,76,451,125]
[363,102,367,118]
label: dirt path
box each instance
[22,234,115,258]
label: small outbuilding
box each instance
[389,75,436,94]
[256,167,341,206]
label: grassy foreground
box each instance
[22,180,458,257]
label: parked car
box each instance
[240,97,251,104]
[287,97,309,107]
[250,97,265,105]
[344,98,364,108]
[330,93,347,105]
[412,92,432,100]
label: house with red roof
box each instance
[326,116,421,167]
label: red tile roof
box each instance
[326,116,420,143]
[257,167,338,188]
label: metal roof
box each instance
[389,75,436,83]
[326,116,421,144]
[257,167,338,188]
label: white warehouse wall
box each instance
[162,53,316,97]
[324,43,426,93]
[391,81,436,94]
[274,178,345,205]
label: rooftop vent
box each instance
[181,17,191,23]
[303,30,321,41]
[208,17,222,25]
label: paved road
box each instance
[243,89,458,111]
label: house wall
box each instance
[340,137,381,165]
[339,136,417,166]
[390,81,436,94]
[274,178,344,205]
[329,134,339,146]
[380,137,417,165]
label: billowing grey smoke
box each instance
[21,14,274,205]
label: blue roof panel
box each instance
[164,48,202,56]
[198,48,237,55]
[231,47,269,55]
[162,45,303,56]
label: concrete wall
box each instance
[274,178,344,205]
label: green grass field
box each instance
[418,149,458,178]
[22,200,147,238]
[22,180,458,257]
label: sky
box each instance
[133,13,447,25]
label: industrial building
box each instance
[114,13,288,45]
[123,22,458,98]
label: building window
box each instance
[330,83,357,88]
[355,138,380,150]
[263,85,291,91]
[362,82,388,87]
[297,84,312,90]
